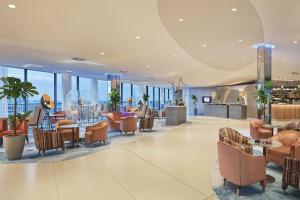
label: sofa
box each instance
[120,116,137,134]
[219,127,253,154]
[277,121,300,132]
[266,130,300,166]
[218,142,266,196]
[250,119,273,139]
[33,127,64,156]
[282,157,300,194]
[85,120,108,145]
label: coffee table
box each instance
[249,139,282,183]
[60,124,79,148]
[262,124,283,134]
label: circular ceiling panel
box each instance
[157,0,264,71]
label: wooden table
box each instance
[249,139,282,183]
[60,124,79,148]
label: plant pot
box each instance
[3,134,25,160]
[194,108,198,116]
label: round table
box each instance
[262,124,283,134]
[249,139,282,183]
[60,124,79,148]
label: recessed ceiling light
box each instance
[136,35,141,39]
[293,40,298,44]
[241,55,245,58]
[178,18,184,22]
[238,39,243,43]
[202,44,207,47]
[191,65,195,68]
[100,52,105,55]
[8,4,16,8]
[231,8,237,12]
[146,65,150,68]
[282,58,286,61]
[173,54,177,57]
[214,58,219,62]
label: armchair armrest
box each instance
[92,125,108,135]
[290,142,300,160]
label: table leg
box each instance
[72,128,75,148]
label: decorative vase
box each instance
[3,134,25,160]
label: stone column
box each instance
[0,66,8,117]
[61,74,72,111]
[90,78,98,105]
[107,74,121,94]
[256,43,274,124]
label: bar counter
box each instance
[165,106,187,125]
[272,104,300,120]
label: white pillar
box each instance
[90,79,98,105]
[0,66,8,117]
[61,74,72,111]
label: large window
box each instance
[71,76,78,104]
[169,88,173,103]
[27,70,54,112]
[79,77,92,104]
[132,84,145,107]
[122,83,131,105]
[56,74,63,111]
[154,87,160,110]
[98,80,108,104]
[148,86,154,109]
[160,88,165,110]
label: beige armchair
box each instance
[135,104,147,118]
[107,112,121,131]
[120,116,137,134]
[218,142,266,196]
[85,120,108,145]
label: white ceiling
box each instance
[0,0,299,87]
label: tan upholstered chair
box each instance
[218,142,266,196]
[266,130,300,166]
[278,121,300,132]
[219,127,253,154]
[33,127,64,156]
[107,112,121,131]
[250,119,273,139]
[120,117,137,134]
[0,119,29,143]
[55,119,80,142]
[135,104,147,118]
[139,108,155,131]
[85,120,108,145]
[28,106,43,127]
[282,157,300,194]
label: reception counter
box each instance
[165,106,187,125]
[203,104,247,119]
[272,104,300,120]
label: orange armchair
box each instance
[55,119,80,142]
[85,121,108,145]
[0,119,29,144]
[218,142,266,196]
[250,119,273,139]
[266,130,300,166]
[107,112,121,131]
[120,116,137,134]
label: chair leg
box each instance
[260,180,266,192]
[223,178,226,186]
[26,136,29,143]
[237,186,241,196]
[0,138,2,147]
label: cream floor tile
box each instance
[131,177,206,200]
[105,192,135,200]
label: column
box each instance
[61,74,72,111]
[255,43,275,124]
[0,66,8,117]
[90,79,98,105]
[107,74,121,93]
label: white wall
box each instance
[188,87,217,115]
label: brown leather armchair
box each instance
[33,127,64,156]
[120,117,137,134]
[55,119,80,142]
[0,119,29,143]
[0,118,8,146]
[107,112,121,131]
[266,130,300,166]
[250,119,273,139]
[282,157,300,194]
[85,120,108,145]
[218,142,266,196]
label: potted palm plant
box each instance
[142,93,149,104]
[0,77,38,160]
[191,95,198,115]
[255,80,272,123]
[108,89,120,112]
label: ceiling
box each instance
[0,0,299,87]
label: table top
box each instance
[262,124,283,129]
[249,139,282,148]
[60,124,79,128]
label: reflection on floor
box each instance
[0,116,274,200]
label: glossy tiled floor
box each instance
[0,116,250,200]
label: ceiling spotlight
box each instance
[293,40,298,44]
[191,65,195,68]
[241,55,245,58]
[282,58,286,62]
[146,65,150,68]
[202,44,207,47]
[178,18,184,22]
[238,39,243,43]
[100,52,105,55]
[173,54,177,57]
[231,8,237,12]
[136,35,141,39]
[8,4,16,8]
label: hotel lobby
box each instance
[0,0,300,200]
